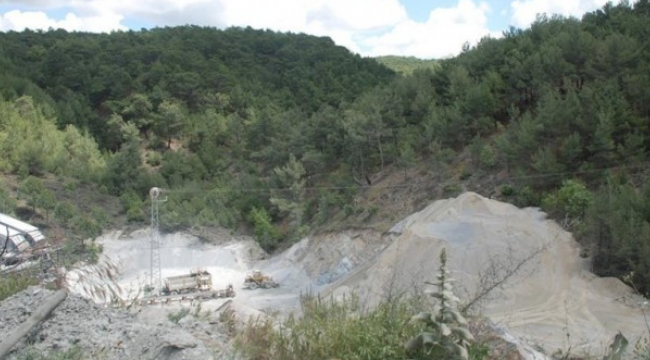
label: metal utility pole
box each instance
[149,187,163,293]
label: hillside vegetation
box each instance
[0,1,649,294]
[375,55,439,74]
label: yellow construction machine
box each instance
[243,270,279,289]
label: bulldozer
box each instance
[243,270,279,289]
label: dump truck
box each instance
[243,270,279,289]
[162,270,213,295]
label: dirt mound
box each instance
[0,286,214,360]
[259,229,392,289]
[321,192,647,357]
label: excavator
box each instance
[243,270,279,289]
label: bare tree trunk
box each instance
[0,290,67,359]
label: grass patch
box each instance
[168,308,191,324]
[235,292,424,360]
[15,346,86,360]
[0,273,39,302]
[234,249,488,360]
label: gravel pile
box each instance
[0,286,215,360]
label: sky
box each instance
[0,0,625,59]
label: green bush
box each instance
[69,215,102,242]
[500,184,515,197]
[15,346,86,360]
[168,308,190,324]
[459,170,472,181]
[235,293,421,360]
[234,265,485,360]
[248,206,281,251]
[90,206,111,228]
[542,179,593,219]
[343,203,356,217]
[0,274,39,301]
[512,186,541,208]
[120,190,144,222]
[315,194,332,225]
[368,205,379,217]
[478,145,496,169]
[444,183,462,197]
[435,148,457,163]
[0,183,16,214]
[145,151,162,167]
[86,242,103,264]
[54,200,78,225]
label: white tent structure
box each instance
[0,212,45,263]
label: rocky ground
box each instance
[0,286,230,360]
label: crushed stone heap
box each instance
[326,192,647,357]
[0,286,213,360]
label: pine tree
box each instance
[269,154,306,230]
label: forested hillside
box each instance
[0,1,649,293]
[375,55,439,74]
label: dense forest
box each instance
[0,1,649,294]
[375,55,439,74]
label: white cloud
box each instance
[218,0,408,54]
[361,0,495,59]
[0,9,125,32]
[510,0,623,28]
[0,0,624,58]
[0,0,408,55]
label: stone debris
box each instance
[0,286,215,360]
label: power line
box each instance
[163,161,650,194]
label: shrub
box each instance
[512,186,541,208]
[145,151,162,167]
[343,203,356,217]
[444,183,462,197]
[0,183,16,214]
[168,308,191,324]
[235,293,421,360]
[120,190,144,222]
[15,345,86,360]
[634,337,650,360]
[478,145,496,169]
[86,242,103,264]
[54,201,78,225]
[90,206,111,228]
[542,179,593,219]
[234,253,484,360]
[69,215,102,242]
[0,274,39,301]
[500,184,514,197]
[248,206,281,251]
[435,147,457,163]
